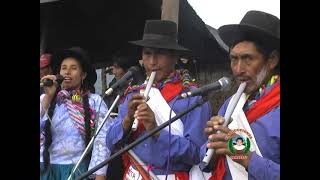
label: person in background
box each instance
[104,52,145,113]
[40,53,53,95]
[40,53,53,79]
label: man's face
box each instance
[236,139,243,146]
[230,41,275,94]
[142,47,177,82]
[111,64,126,81]
[40,66,52,79]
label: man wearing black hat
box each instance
[201,11,280,180]
[105,20,212,179]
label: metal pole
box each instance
[67,95,121,180]
[161,0,180,30]
[101,68,107,96]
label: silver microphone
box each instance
[179,77,231,99]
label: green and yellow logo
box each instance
[227,129,252,159]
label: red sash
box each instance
[127,80,184,143]
[210,82,280,180]
[245,82,280,123]
[122,81,189,180]
[160,80,184,102]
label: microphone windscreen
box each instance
[55,74,65,84]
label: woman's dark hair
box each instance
[42,58,93,172]
[82,93,91,146]
[42,89,57,172]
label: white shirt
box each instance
[233,144,246,151]
[40,93,114,176]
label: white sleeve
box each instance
[40,94,49,131]
[88,96,114,176]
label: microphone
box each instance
[105,66,140,96]
[179,77,231,99]
[40,74,65,87]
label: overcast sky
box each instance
[187,0,280,28]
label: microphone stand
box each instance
[76,97,207,180]
[67,94,121,180]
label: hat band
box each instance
[143,33,177,42]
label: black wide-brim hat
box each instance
[51,47,97,88]
[129,20,190,52]
[218,10,280,50]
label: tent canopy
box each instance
[40,0,228,67]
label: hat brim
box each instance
[129,39,190,52]
[51,48,97,88]
[218,24,279,49]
